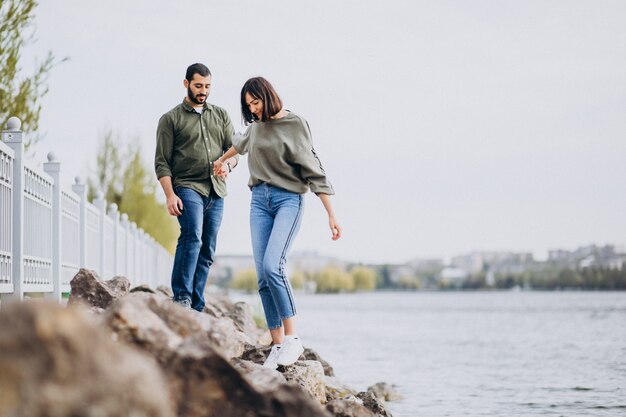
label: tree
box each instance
[88,131,178,253]
[87,129,123,205]
[231,269,258,293]
[350,266,376,291]
[1,0,63,149]
[289,270,306,290]
[119,146,179,253]
[315,266,354,293]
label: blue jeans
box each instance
[250,183,304,329]
[171,187,224,311]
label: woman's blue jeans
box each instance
[171,187,224,311]
[250,183,304,329]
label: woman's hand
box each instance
[213,159,225,177]
[329,216,342,240]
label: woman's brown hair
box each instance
[240,77,283,125]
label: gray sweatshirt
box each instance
[232,112,334,195]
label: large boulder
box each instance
[227,301,271,345]
[282,360,327,404]
[303,347,335,376]
[68,268,130,309]
[202,292,235,318]
[232,358,333,417]
[106,292,331,417]
[0,301,173,417]
[106,292,248,360]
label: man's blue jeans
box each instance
[171,187,224,311]
[250,183,304,329]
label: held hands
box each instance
[213,159,228,178]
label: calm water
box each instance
[233,291,626,417]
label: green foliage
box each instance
[314,265,354,293]
[88,131,178,253]
[231,269,258,293]
[396,275,420,290]
[290,270,306,290]
[0,0,64,149]
[350,266,377,291]
[378,264,393,288]
[492,266,626,290]
[88,130,123,205]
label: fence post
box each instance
[120,213,129,281]
[108,203,119,275]
[2,117,25,301]
[130,222,137,284]
[93,192,105,278]
[43,152,62,303]
[71,177,87,269]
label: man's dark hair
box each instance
[240,77,283,125]
[186,63,211,82]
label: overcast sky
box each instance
[19,0,626,264]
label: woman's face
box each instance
[245,92,263,120]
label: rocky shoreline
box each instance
[0,269,399,417]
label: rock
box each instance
[325,376,358,401]
[303,347,335,376]
[282,360,327,404]
[367,382,402,402]
[202,292,234,318]
[231,358,333,417]
[231,358,287,388]
[130,284,157,294]
[227,301,270,344]
[156,285,174,298]
[356,391,394,417]
[106,292,248,360]
[0,301,173,417]
[240,343,271,365]
[68,268,130,309]
[326,398,377,417]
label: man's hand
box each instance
[213,159,226,177]
[167,193,183,216]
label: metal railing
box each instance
[0,117,173,303]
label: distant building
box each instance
[548,244,625,270]
[440,267,468,286]
[290,251,348,274]
[450,251,534,274]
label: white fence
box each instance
[0,117,173,303]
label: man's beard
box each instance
[188,87,206,105]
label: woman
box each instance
[214,77,341,369]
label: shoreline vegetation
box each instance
[230,265,626,294]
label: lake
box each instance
[233,291,626,417]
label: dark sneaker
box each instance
[173,298,191,308]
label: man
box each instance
[155,63,238,311]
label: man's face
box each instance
[184,74,212,105]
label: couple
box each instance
[154,63,341,369]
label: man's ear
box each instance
[183,79,189,89]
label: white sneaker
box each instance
[262,345,282,370]
[277,336,304,366]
